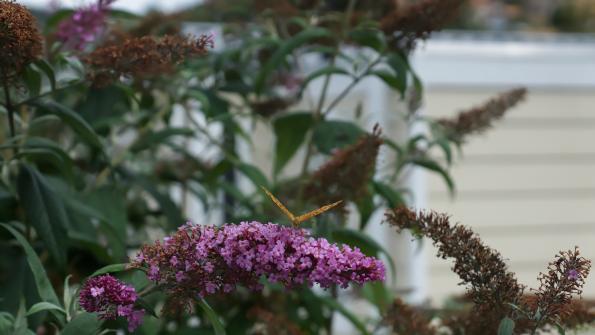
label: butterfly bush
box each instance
[132,221,385,305]
[79,275,145,332]
[56,0,116,50]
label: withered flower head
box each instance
[558,299,595,329]
[533,247,591,324]
[385,207,525,330]
[84,34,213,86]
[248,306,304,335]
[380,0,464,50]
[437,88,527,143]
[304,124,383,207]
[0,0,42,80]
[383,298,436,335]
[250,97,295,118]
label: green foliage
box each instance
[273,112,313,175]
[0,1,479,334]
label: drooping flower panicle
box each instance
[437,88,527,143]
[56,0,116,50]
[385,207,524,331]
[132,221,385,309]
[79,275,145,332]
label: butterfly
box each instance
[260,186,342,227]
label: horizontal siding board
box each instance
[444,153,595,165]
[427,165,595,191]
[460,128,595,155]
[424,90,595,118]
[424,198,595,227]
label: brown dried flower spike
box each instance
[534,247,591,324]
[380,0,464,50]
[385,207,525,331]
[84,34,213,86]
[304,125,383,207]
[0,0,42,81]
[438,88,527,143]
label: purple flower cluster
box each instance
[79,275,145,332]
[133,222,385,302]
[56,0,116,50]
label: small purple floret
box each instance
[56,0,116,50]
[79,275,145,331]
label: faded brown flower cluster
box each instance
[386,207,524,332]
[250,97,296,118]
[248,306,304,335]
[385,207,592,334]
[304,125,383,207]
[84,34,212,86]
[0,0,42,82]
[383,298,436,335]
[380,0,464,50]
[532,247,591,325]
[438,88,528,143]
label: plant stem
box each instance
[296,0,360,206]
[2,73,17,156]
[322,56,382,117]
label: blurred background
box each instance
[20,0,595,308]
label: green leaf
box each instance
[63,275,73,320]
[136,297,158,318]
[14,298,33,335]
[26,302,66,316]
[16,165,69,268]
[313,120,363,154]
[131,128,194,153]
[299,66,351,98]
[29,101,103,152]
[198,298,226,335]
[0,223,64,325]
[371,69,406,96]
[372,181,406,208]
[361,282,392,312]
[348,28,386,52]
[33,60,56,91]
[135,176,184,230]
[408,158,455,196]
[44,9,74,31]
[237,163,269,189]
[80,187,128,261]
[318,296,370,335]
[0,312,14,334]
[497,317,515,335]
[387,53,409,95]
[22,65,42,97]
[331,228,396,281]
[273,113,314,176]
[433,139,453,166]
[255,27,333,94]
[77,85,132,129]
[91,263,128,277]
[355,195,374,230]
[61,312,101,335]
[17,147,74,184]
[555,322,566,335]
